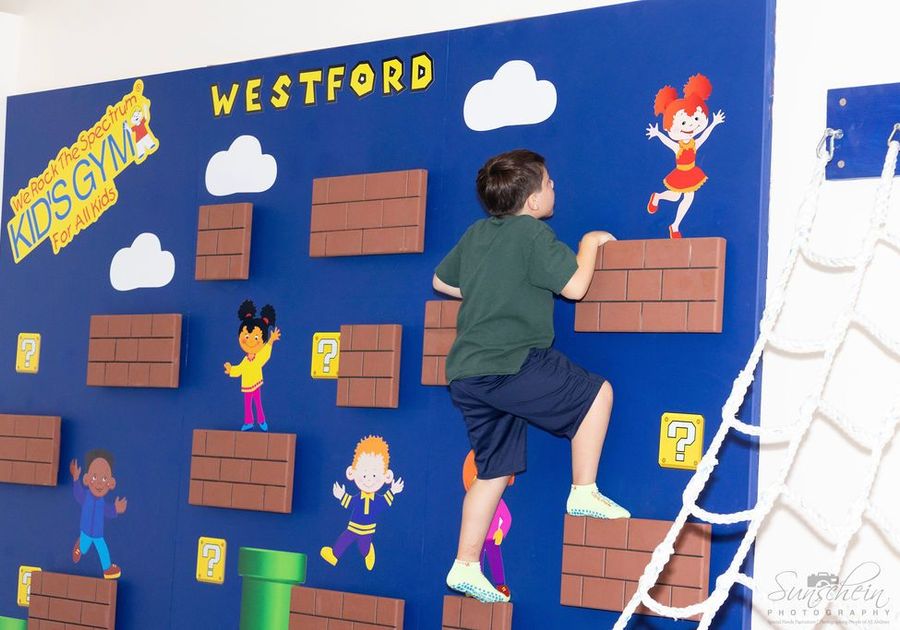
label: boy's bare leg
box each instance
[571,381,614,485]
[568,381,630,518]
[456,475,511,561]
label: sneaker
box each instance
[103,564,121,580]
[320,546,338,566]
[446,560,510,603]
[647,193,658,214]
[365,543,375,571]
[566,485,631,519]
[668,225,682,239]
[240,424,253,432]
[72,539,82,563]
[258,422,269,432]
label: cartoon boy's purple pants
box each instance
[333,529,373,558]
[481,541,506,585]
[243,388,266,425]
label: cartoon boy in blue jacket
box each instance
[70,450,127,579]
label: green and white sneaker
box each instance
[566,483,631,519]
[446,559,510,603]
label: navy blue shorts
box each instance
[448,347,607,479]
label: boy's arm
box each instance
[433,274,462,299]
[559,231,616,300]
[227,360,244,377]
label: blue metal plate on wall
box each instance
[826,83,900,180]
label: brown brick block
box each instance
[641,302,688,332]
[424,301,442,328]
[671,585,704,620]
[491,602,513,630]
[560,574,583,607]
[626,518,671,552]
[599,302,642,332]
[127,363,150,387]
[30,572,116,630]
[601,241,645,269]
[88,339,116,362]
[375,597,404,626]
[624,580,672,616]
[347,378,376,407]
[327,174,366,203]
[326,230,363,256]
[644,239,692,268]
[196,204,252,281]
[662,268,721,301]
[421,356,440,385]
[585,270,627,301]
[342,593,377,623]
[605,549,652,581]
[235,433,269,460]
[290,586,316,614]
[459,597,492,630]
[311,204,348,232]
[88,313,181,387]
[365,171,408,199]
[442,595,461,626]
[220,458,252,483]
[687,301,722,333]
[339,352,364,377]
[423,329,455,355]
[207,204,233,228]
[689,237,726,267]
[578,238,726,335]
[190,456,220,481]
[563,514,586,545]
[232,484,265,510]
[626,270,662,301]
[190,430,295,513]
[347,200,384,229]
[315,589,343,617]
[338,325,402,408]
[289,613,327,629]
[0,415,62,485]
[309,232,327,257]
[585,517,628,549]
[562,544,605,577]
[311,169,427,257]
[658,554,706,589]
[582,576,626,611]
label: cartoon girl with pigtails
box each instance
[645,73,725,238]
[224,300,281,432]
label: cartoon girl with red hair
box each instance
[646,74,725,238]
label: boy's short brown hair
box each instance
[476,149,546,217]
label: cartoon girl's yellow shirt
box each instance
[228,342,273,392]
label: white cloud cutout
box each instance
[205,135,277,196]
[110,233,175,291]
[463,60,558,132]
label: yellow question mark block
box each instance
[15,333,41,374]
[659,413,704,470]
[311,332,341,379]
[17,565,41,607]
[196,537,227,585]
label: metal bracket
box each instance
[826,83,900,180]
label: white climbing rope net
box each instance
[613,129,900,630]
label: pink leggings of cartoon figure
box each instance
[243,388,266,426]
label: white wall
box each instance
[3,1,898,627]
[755,1,900,627]
[0,11,22,211]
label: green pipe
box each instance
[0,617,27,630]
[238,547,307,630]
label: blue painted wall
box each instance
[0,1,773,627]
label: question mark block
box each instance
[659,412,704,470]
[15,333,41,374]
[16,565,40,607]
[311,332,341,379]
[196,537,227,585]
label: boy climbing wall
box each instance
[434,149,630,603]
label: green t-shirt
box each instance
[435,214,578,382]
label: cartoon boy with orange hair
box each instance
[646,73,725,238]
[321,435,404,571]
